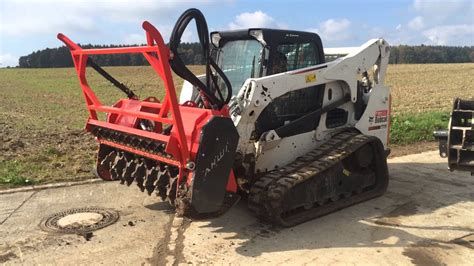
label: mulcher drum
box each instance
[93,125,180,205]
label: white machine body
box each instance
[180,38,391,173]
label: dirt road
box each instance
[1,151,473,265]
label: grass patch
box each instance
[0,161,37,186]
[390,111,450,145]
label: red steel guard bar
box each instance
[57,21,190,167]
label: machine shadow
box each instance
[193,161,474,257]
[144,201,175,214]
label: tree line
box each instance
[18,43,204,68]
[390,45,474,64]
[18,44,474,68]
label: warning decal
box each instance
[374,110,388,124]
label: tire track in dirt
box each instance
[149,215,174,265]
[149,214,191,265]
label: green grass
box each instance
[390,111,450,144]
[0,161,37,186]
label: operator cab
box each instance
[209,29,327,138]
[210,28,325,95]
[180,28,327,137]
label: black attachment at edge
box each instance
[433,129,448,158]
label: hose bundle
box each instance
[168,8,232,109]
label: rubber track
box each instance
[247,131,388,227]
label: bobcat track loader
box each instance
[59,9,391,226]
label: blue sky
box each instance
[0,0,473,67]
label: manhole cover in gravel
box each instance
[40,207,119,234]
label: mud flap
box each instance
[190,116,239,214]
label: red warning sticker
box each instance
[374,110,388,124]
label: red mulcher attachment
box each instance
[58,21,239,215]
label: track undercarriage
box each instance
[248,131,389,226]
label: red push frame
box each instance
[58,21,192,179]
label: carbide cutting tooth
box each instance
[141,140,151,150]
[116,133,125,142]
[166,170,178,205]
[123,135,132,143]
[100,151,116,169]
[145,166,158,195]
[112,152,127,184]
[148,142,157,151]
[112,132,120,141]
[138,140,145,149]
[111,152,126,182]
[123,156,137,186]
[115,133,122,141]
[133,158,147,192]
[132,138,140,147]
[168,166,179,178]
[91,127,99,135]
[155,143,165,153]
[97,128,104,137]
[155,165,168,200]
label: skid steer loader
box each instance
[58,8,391,226]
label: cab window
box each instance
[275,42,319,72]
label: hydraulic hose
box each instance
[87,59,137,99]
[168,8,232,109]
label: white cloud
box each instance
[0,0,218,37]
[307,18,352,43]
[0,53,18,67]
[385,0,474,45]
[408,16,425,30]
[2,14,96,37]
[413,0,469,15]
[422,24,474,45]
[228,11,285,30]
[122,21,195,44]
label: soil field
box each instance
[387,63,474,114]
[0,63,472,187]
[0,66,203,187]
